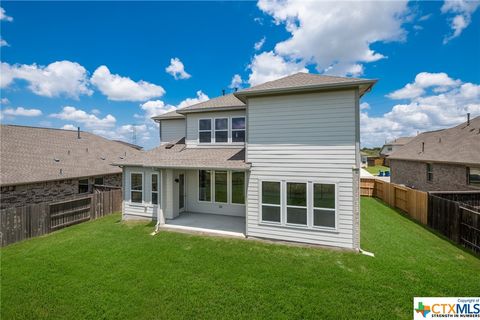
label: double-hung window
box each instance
[78,179,89,194]
[215,118,228,143]
[232,117,246,143]
[467,167,480,187]
[214,171,228,202]
[199,170,212,201]
[313,184,336,228]
[151,173,159,205]
[286,182,307,225]
[261,181,281,223]
[131,173,143,203]
[199,119,212,143]
[426,163,433,182]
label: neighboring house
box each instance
[389,116,480,191]
[380,137,414,157]
[0,125,141,209]
[116,73,376,250]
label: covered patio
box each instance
[164,212,246,238]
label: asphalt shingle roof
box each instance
[151,110,185,121]
[0,125,142,186]
[177,94,245,113]
[114,138,248,170]
[388,116,480,165]
[384,137,414,146]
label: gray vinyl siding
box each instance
[185,110,246,147]
[160,119,185,144]
[246,90,358,249]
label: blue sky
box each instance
[1,1,479,149]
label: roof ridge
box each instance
[0,124,82,132]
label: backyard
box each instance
[365,165,390,175]
[1,198,479,319]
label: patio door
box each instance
[179,173,185,212]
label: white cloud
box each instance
[176,90,209,109]
[387,72,460,99]
[1,107,42,117]
[441,0,480,43]
[254,37,266,51]
[165,57,191,80]
[91,65,165,101]
[0,38,9,47]
[229,74,244,89]
[61,124,77,131]
[361,72,480,146]
[1,61,92,98]
[360,102,370,111]
[248,51,308,86]
[140,100,176,119]
[50,106,116,129]
[255,0,410,76]
[0,7,13,22]
[0,98,9,105]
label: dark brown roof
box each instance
[389,116,480,165]
[235,72,377,100]
[0,125,142,186]
[177,93,245,114]
[114,138,248,170]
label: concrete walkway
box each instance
[165,212,246,237]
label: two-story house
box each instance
[115,73,376,250]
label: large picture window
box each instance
[261,181,281,223]
[313,184,336,228]
[214,171,228,203]
[231,172,245,204]
[215,118,228,143]
[286,182,307,225]
[151,173,159,205]
[131,173,143,203]
[199,119,212,143]
[232,117,246,143]
[260,180,337,230]
[199,170,212,201]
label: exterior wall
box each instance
[246,90,359,249]
[122,167,160,220]
[185,110,246,147]
[185,170,246,217]
[160,119,186,144]
[0,173,122,210]
[390,159,475,191]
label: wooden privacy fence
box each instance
[0,189,122,247]
[360,178,428,224]
[429,192,480,255]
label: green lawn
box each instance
[1,198,479,319]
[365,165,390,175]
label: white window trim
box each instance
[198,169,213,203]
[259,179,283,225]
[230,171,246,205]
[198,118,213,144]
[311,182,338,231]
[258,178,339,232]
[285,182,308,227]
[129,172,144,204]
[151,173,159,206]
[213,170,228,203]
[231,116,246,144]
[214,117,229,144]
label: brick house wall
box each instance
[390,159,476,191]
[0,173,122,210]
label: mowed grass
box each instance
[1,198,479,319]
[365,165,390,175]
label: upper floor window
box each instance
[232,117,245,143]
[215,118,228,143]
[467,167,480,187]
[199,119,212,143]
[426,163,433,182]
